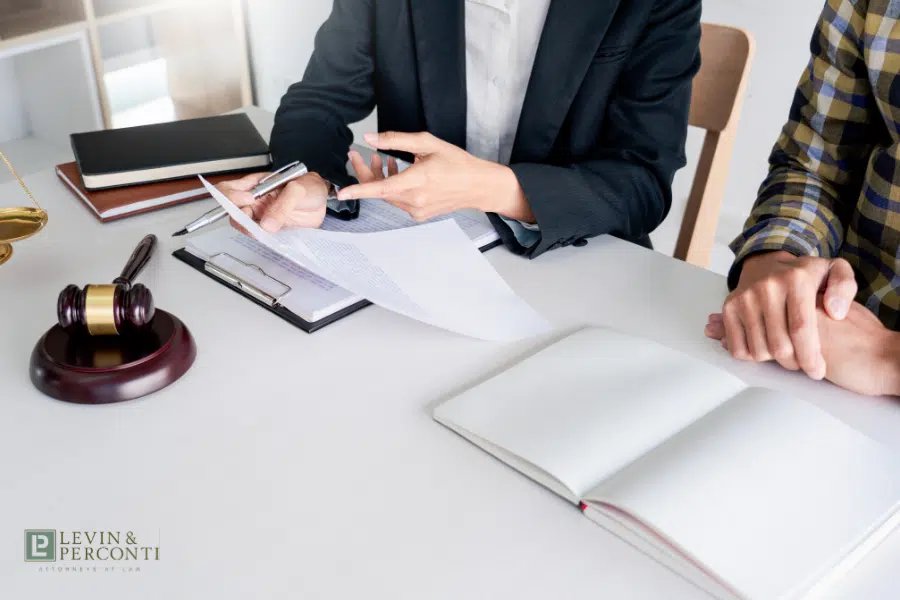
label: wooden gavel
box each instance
[57,235,157,336]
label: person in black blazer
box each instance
[221,0,701,258]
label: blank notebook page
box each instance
[434,328,748,500]
[590,388,900,599]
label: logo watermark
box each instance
[25,530,56,562]
[24,529,160,573]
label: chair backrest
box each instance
[674,23,755,268]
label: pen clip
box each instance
[259,160,300,185]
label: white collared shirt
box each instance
[343,1,549,241]
[465,0,550,242]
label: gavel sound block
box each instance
[30,310,196,404]
[29,235,197,405]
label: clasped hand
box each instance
[704,251,900,396]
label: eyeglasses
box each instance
[0,152,48,265]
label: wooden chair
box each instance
[674,24,755,268]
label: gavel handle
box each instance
[113,234,157,288]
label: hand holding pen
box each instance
[218,170,333,235]
[229,150,402,233]
[173,161,319,236]
[173,150,406,237]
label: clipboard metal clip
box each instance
[204,253,291,308]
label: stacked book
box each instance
[58,114,271,222]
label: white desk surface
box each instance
[2,108,900,599]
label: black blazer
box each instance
[270,0,701,258]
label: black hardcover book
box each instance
[71,114,272,190]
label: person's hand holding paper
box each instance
[218,149,402,236]
[218,171,330,234]
[200,176,552,341]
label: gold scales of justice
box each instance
[0,151,48,265]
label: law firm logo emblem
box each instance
[25,530,56,562]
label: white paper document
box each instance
[321,197,499,248]
[186,229,362,322]
[185,202,500,323]
[199,177,551,341]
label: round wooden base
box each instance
[29,310,196,404]
[0,242,11,265]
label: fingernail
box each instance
[827,298,848,319]
[813,364,827,381]
[364,132,380,145]
[260,217,279,232]
[337,191,351,201]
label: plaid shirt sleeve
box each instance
[728,0,875,289]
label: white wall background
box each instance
[245,0,826,274]
[0,56,29,144]
[246,0,380,140]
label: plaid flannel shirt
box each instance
[730,0,900,329]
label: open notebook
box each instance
[434,328,900,600]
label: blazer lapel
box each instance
[409,0,467,149]
[512,0,622,162]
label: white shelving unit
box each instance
[0,24,101,182]
[0,0,252,184]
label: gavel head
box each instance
[57,283,155,336]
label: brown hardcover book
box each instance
[55,162,236,223]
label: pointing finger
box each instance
[363,131,445,156]
[337,168,425,201]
